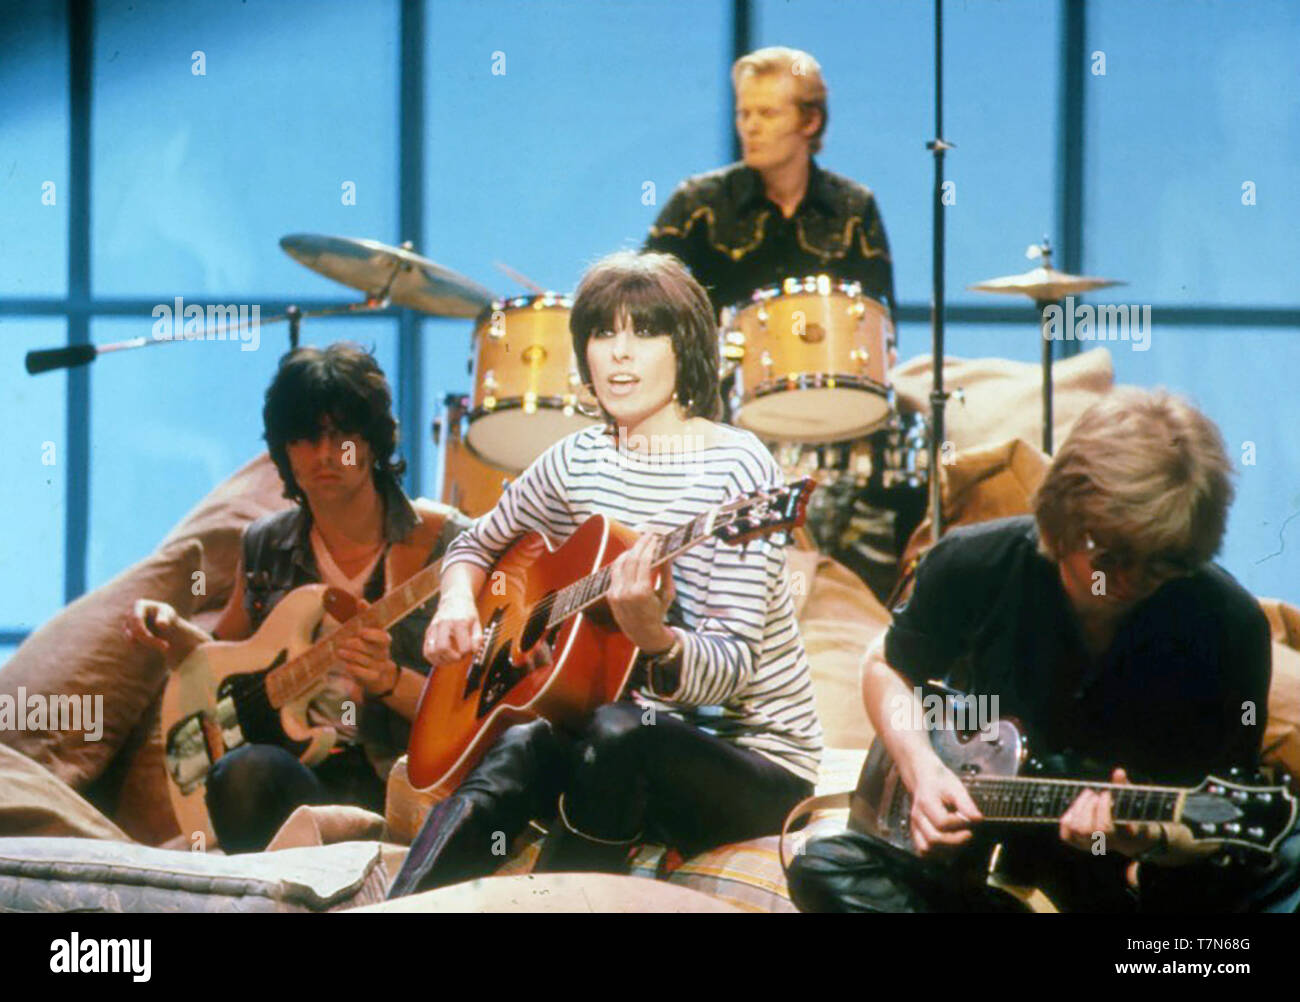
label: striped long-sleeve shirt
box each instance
[442,423,824,783]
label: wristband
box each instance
[643,633,683,697]
[374,664,401,700]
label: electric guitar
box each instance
[405,479,815,795]
[160,559,444,843]
[848,715,1297,912]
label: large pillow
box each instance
[1260,599,1300,652]
[157,452,292,613]
[891,348,1113,454]
[0,540,203,791]
[91,693,181,846]
[900,438,1049,571]
[0,743,129,842]
[794,552,888,750]
[0,837,388,913]
[1264,641,1300,784]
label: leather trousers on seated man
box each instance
[388,701,812,898]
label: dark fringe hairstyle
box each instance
[569,250,721,423]
[263,342,405,504]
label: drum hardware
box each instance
[24,296,386,375]
[968,239,1125,455]
[434,394,512,519]
[493,260,548,296]
[279,234,496,317]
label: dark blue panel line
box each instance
[398,0,426,498]
[1055,0,1087,360]
[65,0,91,603]
[729,0,751,163]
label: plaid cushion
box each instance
[492,748,866,912]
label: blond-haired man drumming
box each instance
[646,46,895,321]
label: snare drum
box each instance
[466,293,599,471]
[724,276,894,443]
[435,396,511,518]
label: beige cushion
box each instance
[1259,599,1300,652]
[357,871,745,913]
[0,743,129,842]
[900,438,1050,571]
[158,452,292,613]
[891,348,1114,453]
[793,551,889,750]
[0,540,203,791]
[1264,641,1300,783]
[99,694,181,846]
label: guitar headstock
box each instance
[1180,775,1298,855]
[713,478,815,547]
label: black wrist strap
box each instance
[374,664,400,700]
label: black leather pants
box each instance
[205,743,384,853]
[388,701,812,898]
[786,831,1030,913]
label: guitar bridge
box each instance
[462,613,501,698]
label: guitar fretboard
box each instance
[264,559,443,708]
[545,507,723,628]
[968,777,1182,824]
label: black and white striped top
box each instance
[443,423,824,783]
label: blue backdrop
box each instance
[1,0,1297,664]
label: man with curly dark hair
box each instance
[125,343,470,851]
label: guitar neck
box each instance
[967,776,1185,825]
[265,559,443,707]
[544,506,725,629]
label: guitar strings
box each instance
[210,488,792,721]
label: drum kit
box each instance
[272,235,938,527]
[22,229,1124,592]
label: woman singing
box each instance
[390,250,822,896]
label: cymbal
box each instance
[968,266,1125,303]
[280,234,495,317]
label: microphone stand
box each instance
[925,0,954,542]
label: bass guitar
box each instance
[406,479,815,794]
[160,559,443,843]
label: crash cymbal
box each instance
[967,266,1125,303]
[280,234,496,317]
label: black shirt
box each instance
[884,516,1273,911]
[886,515,1271,786]
[645,160,896,322]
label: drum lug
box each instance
[523,391,538,414]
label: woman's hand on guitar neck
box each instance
[908,756,984,857]
[607,534,677,654]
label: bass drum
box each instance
[435,395,510,519]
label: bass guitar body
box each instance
[407,514,640,795]
[160,584,345,843]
